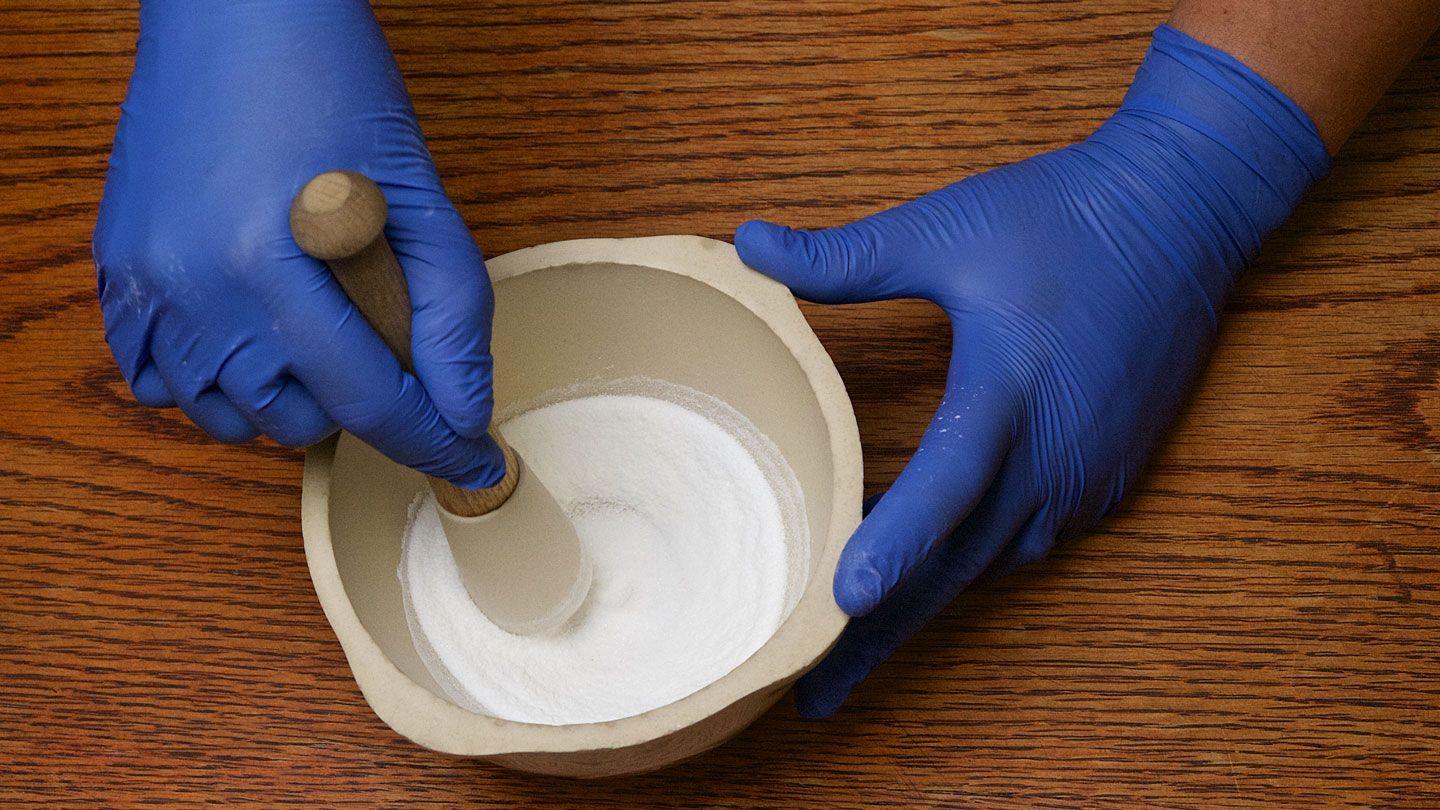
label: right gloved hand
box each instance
[736,24,1329,716]
[94,1,505,487]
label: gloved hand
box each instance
[737,25,1329,717]
[94,1,504,487]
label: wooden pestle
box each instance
[290,171,591,635]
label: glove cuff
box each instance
[1090,25,1330,312]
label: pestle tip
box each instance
[437,454,592,635]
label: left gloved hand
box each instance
[93,1,505,487]
[736,25,1329,717]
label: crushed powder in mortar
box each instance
[399,378,807,725]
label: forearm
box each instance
[1169,1,1440,153]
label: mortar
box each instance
[301,235,862,777]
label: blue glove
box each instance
[94,1,504,487]
[737,25,1329,717]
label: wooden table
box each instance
[3,1,1437,805]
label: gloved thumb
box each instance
[735,218,911,304]
[385,185,498,442]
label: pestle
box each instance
[290,171,592,636]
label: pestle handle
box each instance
[289,171,517,517]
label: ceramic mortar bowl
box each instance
[301,236,862,777]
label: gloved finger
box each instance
[154,361,261,444]
[386,186,496,440]
[145,317,258,442]
[129,362,175,407]
[98,275,163,391]
[272,253,506,488]
[795,487,1036,718]
[981,511,1056,583]
[216,347,336,448]
[831,378,1015,617]
[96,270,172,407]
[735,217,915,304]
[246,378,335,449]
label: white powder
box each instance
[399,378,807,725]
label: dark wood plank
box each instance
[1,1,1437,805]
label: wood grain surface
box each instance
[2,1,1437,806]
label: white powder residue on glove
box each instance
[399,378,807,725]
